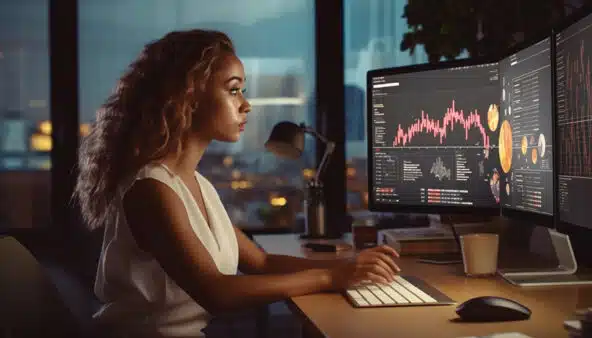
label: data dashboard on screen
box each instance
[369,63,501,208]
[498,37,554,216]
[556,13,592,229]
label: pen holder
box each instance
[302,181,327,239]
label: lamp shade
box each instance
[264,121,304,160]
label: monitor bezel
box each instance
[496,33,556,228]
[553,8,592,232]
[553,5,592,37]
[366,56,501,216]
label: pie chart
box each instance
[488,104,499,131]
[538,133,546,158]
[499,120,513,173]
[521,136,528,155]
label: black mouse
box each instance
[455,296,531,322]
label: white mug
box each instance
[460,233,499,277]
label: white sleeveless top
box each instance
[93,163,239,337]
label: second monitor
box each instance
[499,36,555,222]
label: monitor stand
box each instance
[498,228,592,287]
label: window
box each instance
[79,0,316,230]
[0,0,50,229]
[344,0,466,218]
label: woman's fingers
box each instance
[357,251,401,275]
[373,252,401,274]
[355,263,393,284]
[374,244,400,258]
[361,270,390,285]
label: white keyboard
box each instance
[344,275,455,308]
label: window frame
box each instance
[316,0,346,237]
[49,0,80,235]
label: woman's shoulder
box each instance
[137,163,176,181]
[120,163,177,195]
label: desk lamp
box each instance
[265,121,335,238]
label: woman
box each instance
[75,29,400,338]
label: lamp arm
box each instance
[314,141,335,183]
[300,124,335,183]
[301,125,331,145]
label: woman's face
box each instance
[197,53,250,143]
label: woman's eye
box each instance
[230,88,247,96]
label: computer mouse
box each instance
[455,296,531,322]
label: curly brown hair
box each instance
[74,29,235,230]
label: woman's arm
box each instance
[124,179,398,315]
[233,227,400,274]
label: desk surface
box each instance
[254,233,592,338]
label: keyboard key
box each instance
[353,298,369,307]
[378,284,409,304]
[389,280,423,303]
[346,289,364,301]
[368,287,396,305]
[359,289,382,305]
[394,276,437,303]
[347,290,371,307]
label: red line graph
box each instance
[392,100,490,148]
[561,39,592,177]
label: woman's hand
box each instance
[327,245,400,290]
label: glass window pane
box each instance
[344,0,466,220]
[79,0,315,231]
[0,0,50,229]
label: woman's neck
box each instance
[162,135,210,178]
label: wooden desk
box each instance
[254,233,592,338]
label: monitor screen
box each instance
[556,13,592,229]
[498,37,554,216]
[367,61,501,213]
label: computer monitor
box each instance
[498,35,555,226]
[555,11,592,231]
[366,59,502,215]
[497,10,592,287]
